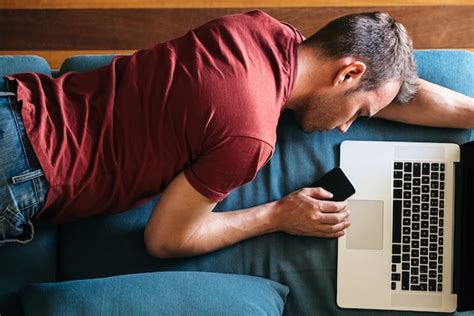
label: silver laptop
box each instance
[337,140,474,313]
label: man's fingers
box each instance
[318,220,351,234]
[317,200,348,213]
[300,187,333,200]
[320,209,351,224]
[316,230,346,238]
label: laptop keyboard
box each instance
[391,162,445,292]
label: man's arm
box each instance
[144,171,350,258]
[375,79,474,129]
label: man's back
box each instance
[7,10,303,223]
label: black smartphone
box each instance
[311,167,356,202]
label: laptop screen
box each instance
[453,141,474,311]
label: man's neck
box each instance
[285,45,324,110]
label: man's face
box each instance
[293,80,401,133]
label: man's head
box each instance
[287,11,419,133]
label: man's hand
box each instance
[273,187,351,238]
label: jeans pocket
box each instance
[0,206,34,245]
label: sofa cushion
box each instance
[0,55,56,316]
[20,271,289,316]
[0,55,51,90]
[57,50,473,316]
[59,54,127,74]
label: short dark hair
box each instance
[303,12,418,103]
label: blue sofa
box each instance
[1,50,473,315]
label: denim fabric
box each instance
[0,79,49,245]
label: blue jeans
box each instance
[0,79,49,245]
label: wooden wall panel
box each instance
[1,4,472,68]
[1,7,473,50]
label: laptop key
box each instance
[392,255,401,263]
[404,163,412,172]
[392,273,401,281]
[392,244,401,254]
[421,266,428,274]
[420,284,427,291]
[394,162,403,170]
[393,200,402,243]
[402,272,409,290]
[422,163,430,175]
[394,189,402,198]
[414,163,421,177]
[438,284,442,292]
[420,274,428,282]
[391,282,396,290]
[429,280,436,291]
[411,285,421,291]
[394,171,403,178]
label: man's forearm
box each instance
[376,79,474,129]
[144,171,350,259]
[170,201,279,257]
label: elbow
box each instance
[144,228,193,259]
[144,237,174,259]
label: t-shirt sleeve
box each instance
[184,136,273,202]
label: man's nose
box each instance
[338,121,352,133]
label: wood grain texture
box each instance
[1,7,473,50]
[1,0,473,9]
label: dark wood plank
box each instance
[1,7,473,50]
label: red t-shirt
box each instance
[6,10,303,223]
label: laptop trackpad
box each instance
[346,200,384,250]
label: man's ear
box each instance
[333,60,366,88]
